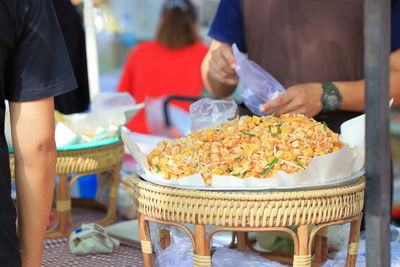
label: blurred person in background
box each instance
[118,0,208,134]
[53,0,90,114]
[202,0,400,133]
[0,1,76,266]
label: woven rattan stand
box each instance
[10,140,124,238]
[126,174,365,267]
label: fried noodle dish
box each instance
[147,114,343,185]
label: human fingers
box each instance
[220,44,237,69]
[209,50,239,85]
[211,47,238,77]
[209,58,239,85]
[259,92,294,114]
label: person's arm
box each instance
[201,40,238,97]
[10,98,56,267]
[260,49,400,116]
[5,1,76,266]
[201,0,244,98]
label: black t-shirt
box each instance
[0,0,76,265]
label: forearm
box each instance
[336,70,400,111]
[14,141,56,267]
[10,98,56,267]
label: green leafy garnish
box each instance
[241,131,256,136]
[322,121,328,129]
[277,125,282,134]
[261,158,279,175]
[241,170,248,177]
[233,173,241,177]
[268,125,272,132]
[226,168,233,173]
[156,165,161,172]
[294,159,305,169]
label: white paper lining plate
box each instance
[135,168,364,192]
[123,114,366,190]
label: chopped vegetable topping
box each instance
[241,131,256,136]
[262,158,279,175]
[294,159,305,169]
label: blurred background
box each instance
[78,0,219,93]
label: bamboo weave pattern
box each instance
[140,240,153,254]
[348,242,359,255]
[293,255,312,267]
[193,254,212,267]
[126,175,365,228]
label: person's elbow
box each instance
[15,136,56,163]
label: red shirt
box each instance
[118,41,208,134]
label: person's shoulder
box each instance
[127,41,160,61]
[134,41,161,52]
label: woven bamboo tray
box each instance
[126,174,365,228]
[9,140,124,177]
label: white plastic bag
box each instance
[149,222,193,267]
[323,225,400,267]
[155,237,194,267]
[233,44,285,116]
[145,96,169,136]
[213,247,288,267]
[189,98,237,131]
[91,92,143,128]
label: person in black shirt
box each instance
[0,1,76,266]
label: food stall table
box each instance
[126,174,365,267]
[9,137,124,239]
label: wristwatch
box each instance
[321,82,342,112]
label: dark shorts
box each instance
[0,156,21,267]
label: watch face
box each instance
[326,94,340,110]
[322,83,342,111]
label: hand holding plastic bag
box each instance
[233,44,285,116]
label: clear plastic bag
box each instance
[323,225,400,267]
[91,92,143,128]
[233,44,285,116]
[145,96,169,136]
[212,247,288,267]
[149,223,194,267]
[189,98,237,131]
[155,237,193,267]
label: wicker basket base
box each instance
[126,175,365,267]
